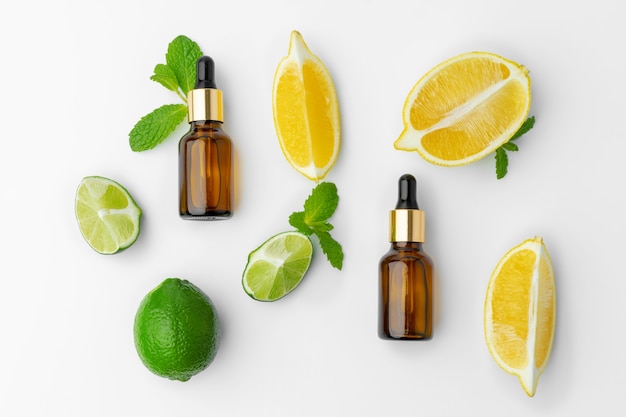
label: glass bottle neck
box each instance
[391,241,423,250]
[190,120,223,129]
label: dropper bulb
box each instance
[195,56,217,89]
[395,174,419,209]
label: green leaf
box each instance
[493,116,535,178]
[166,35,203,97]
[315,231,343,270]
[150,64,179,92]
[495,147,509,179]
[292,182,343,269]
[289,211,313,236]
[303,182,339,225]
[310,222,334,233]
[129,104,187,152]
[501,142,519,152]
[510,116,535,141]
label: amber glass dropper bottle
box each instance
[378,174,434,340]
[179,56,233,220]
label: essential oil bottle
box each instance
[378,174,434,340]
[179,56,233,220]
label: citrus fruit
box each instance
[242,231,313,301]
[394,51,531,166]
[272,30,340,181]
[75,176,142,254]
[134,278,220,382]
[484,236,556,397]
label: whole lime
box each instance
[133,278,220,381]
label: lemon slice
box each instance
[395,51,531,166]
[242,231,313,301]
[484,236,556,397]
[272,31,340,181]
[75,176,142,254]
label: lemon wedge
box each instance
[272,31,340,181]
[484,236,556,397]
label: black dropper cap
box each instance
[395,174,419,209]
[195,56,217,89]
[390,174,425,242]
[188,56,224,123]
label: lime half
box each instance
[242,231,313,301]
[75,176,142,254]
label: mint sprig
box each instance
[289,182,343,270]
[165,36,203,98]
[150,64,181,97]
[129,35,203,152]
[494,116,535,179]
[129,104,187,152]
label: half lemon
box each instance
[395,51,531,166]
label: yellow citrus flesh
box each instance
[484,237,556,397]
[395,52,531,166]
[272,31,340,181]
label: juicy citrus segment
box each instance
[408,58,512,130]
[395,52,531,166]
[272,31,340,181]
[484,237,556,397]
[75,176,142,254]
[242,231,313,301]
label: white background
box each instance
[1,0,624,415]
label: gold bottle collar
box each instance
[390,209,425,242]
[188,88,223,123]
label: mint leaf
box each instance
[316,231,343,270]
[289,211,313,236]
[510,116,535,141]
[291,208,342,269]
[129,35,202,152]
[310,222,334,233]
[290,182,343,269]
[495,147,508,179]
[166,35,203,97]
[303,182,338,225]
[501,142,519,152]
[150,64,179,93]
[129,104,187,152]
[494,116,535,179]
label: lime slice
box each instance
[242,231,313,301]
[75,176,142,254]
